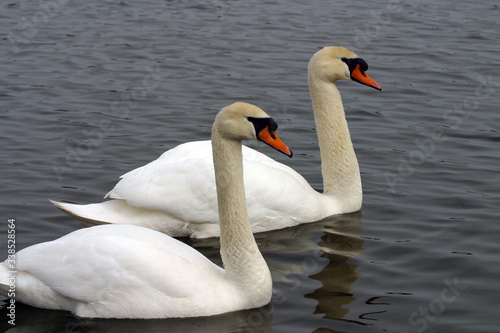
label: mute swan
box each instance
[0,102,292,318]
[52,46,381,239]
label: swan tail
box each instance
[1,263,77,311]
[50,200,111,227]
[0,264,13,296]
[50,200,192,237]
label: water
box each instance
[1,0,499,332]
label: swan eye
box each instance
[267,118,278,132]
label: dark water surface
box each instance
[1,0,499,332]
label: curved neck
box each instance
[211,126,270,291]
[308,74,362,206]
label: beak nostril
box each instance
[268,126,276,140]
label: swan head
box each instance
[308,46,381,90]
[214,102,293,157]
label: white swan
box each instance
[0,102,292,318]
[52,46,381,239]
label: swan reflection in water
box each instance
[261,212,365,323]
[0,213,365,332]
[0,301,273,332]
[305,213,365,321]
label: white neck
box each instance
[211,125,272,302]
[308,73,362,210]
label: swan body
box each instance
[52,46,381,238]
[53,141,327,238]
[0,102,291,318]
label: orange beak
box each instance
[351,64,382,90]
[257,126,293,157]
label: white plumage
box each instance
[3,225,231,318]
[53,142,322,238]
